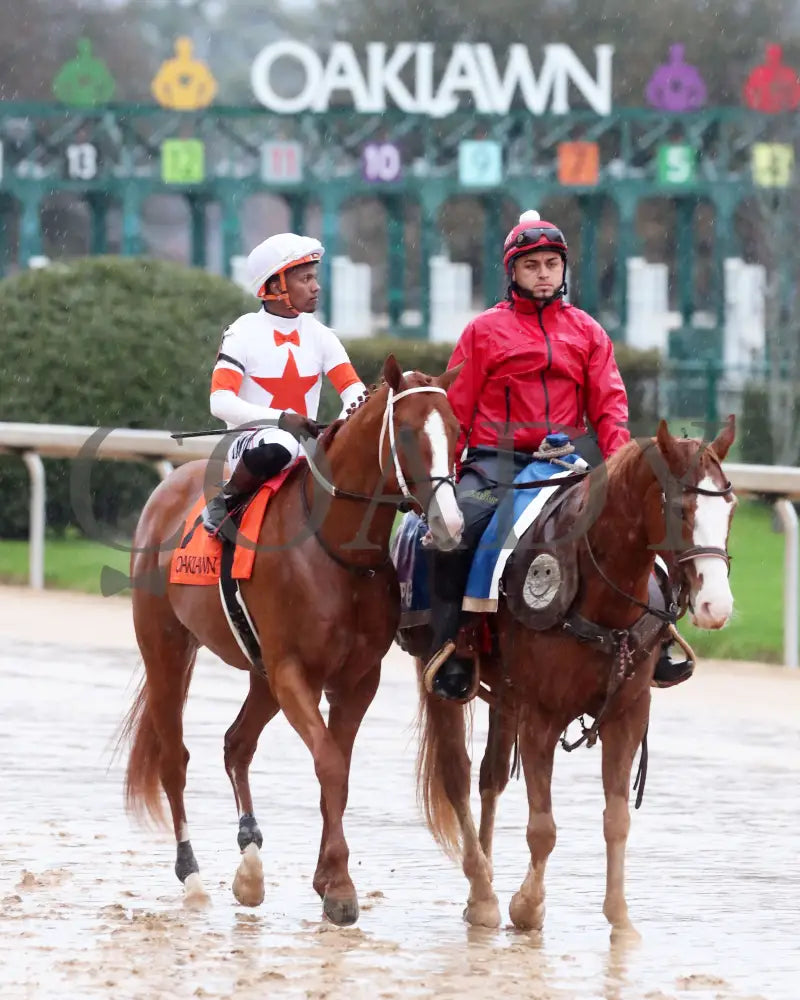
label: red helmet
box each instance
[503,210,568,274]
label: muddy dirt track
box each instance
[1,586,797,1000]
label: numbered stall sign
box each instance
[362,142,402,183]
[261,141,303,183]
[656,143,696,185]
[752,143,794,187]
[458,140,502,187]
[66,142,99,180]
[557,141,600,186]
[161,138,205,184]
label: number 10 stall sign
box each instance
[251,42,614,116]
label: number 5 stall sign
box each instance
[362,142,402,183]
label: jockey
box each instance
[425,210,685,700]
[202,232,367,535]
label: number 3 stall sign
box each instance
[251,41,614,116]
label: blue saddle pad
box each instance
[391,451,585,620]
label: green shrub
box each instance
[0,257,661,538]
[0,257,253,538]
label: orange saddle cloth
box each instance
[169,466,293,586]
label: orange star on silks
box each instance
[251,349,319,416]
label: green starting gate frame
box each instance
[0,102,796,339]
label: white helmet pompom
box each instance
[518,210,541,224]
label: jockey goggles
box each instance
[511,227,568,251]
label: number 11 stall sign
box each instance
[251,42,614,117]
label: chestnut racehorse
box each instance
[415,418,736,937]
[121,356,463,924]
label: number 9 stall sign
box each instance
[458,140,503,187]
[362,142,402,183]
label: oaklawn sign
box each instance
[250,41,614,116]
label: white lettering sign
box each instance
[251,42,614,117]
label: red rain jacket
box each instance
[447,293,630,461]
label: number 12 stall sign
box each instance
[251,42,614,116]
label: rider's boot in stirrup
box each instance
[423,612,480,703]
[202,462,264,537]
[652,628,696,688]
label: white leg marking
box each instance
[233,842,265,908]
[424,410,463,547]
[183,872,211,909]
[691,475,734,628]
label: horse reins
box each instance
[560,472,736,777]
[298,385,458,574]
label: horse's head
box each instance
[377,354,464,551]
[644,416,737,629]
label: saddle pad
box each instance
[169,465,293,586]
[463,456,587,613]
[391,511,430,623]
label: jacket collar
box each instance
[508,289,566,317]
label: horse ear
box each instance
[437,361,464,392]
[382,354,405,392]
[710,414,735,462]
[655,418,674,456]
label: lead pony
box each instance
[415,418,736,936]
[121,356,463,924]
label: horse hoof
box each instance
[232,843,265,907]
[610,922,642,945]
[183,873,211,910]
[463,898,501,928]
[508,891,544,931]
[323,894,359,926]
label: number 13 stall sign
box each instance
[251,42,614,117]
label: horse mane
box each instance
[603,437,649,489]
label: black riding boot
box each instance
[652,635,695,687]
[202,462,264,537]
[648,564,695,687]
[202,442,291,537]
[423,544,478,702]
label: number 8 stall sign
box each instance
[362,142,402,183]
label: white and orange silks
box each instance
[211,308,366,469]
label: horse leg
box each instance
[128,598,207,907]
[508,713,560,931]
[478,707,518,873]
[600,694,650,939]
[223,671,280,907]
[270,657,360,926]
[312,666,381,904]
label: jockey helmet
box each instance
[502,210,568,274]
[246,233,325,307]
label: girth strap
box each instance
[561,608,671,662]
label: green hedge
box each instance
[0,257,252,539]
[0,257,661,539]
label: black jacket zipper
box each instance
[537,306,553,435]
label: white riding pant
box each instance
[226,426,301,473]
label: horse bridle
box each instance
[298,384,458,573]
[583,474,735,623]
[298,384,456,510]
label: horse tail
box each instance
[118,649,197,828]
[415,660,472,861]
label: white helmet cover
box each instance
[246,233,325,298]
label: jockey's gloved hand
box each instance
[278,411,322,441]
